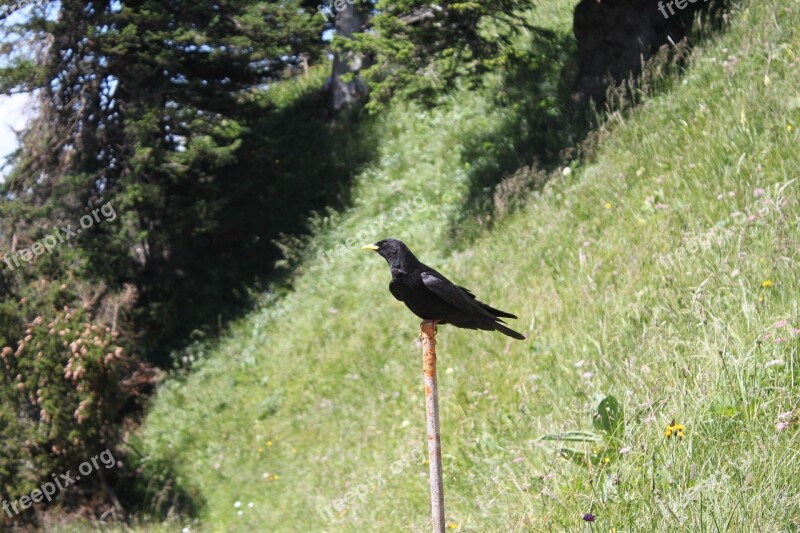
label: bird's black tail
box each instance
[493,321,526,340]
[480,302,517,319]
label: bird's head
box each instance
[361,238,415,268]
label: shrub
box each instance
[0,301,154,523]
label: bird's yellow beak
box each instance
[361,244,379,251]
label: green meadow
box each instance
[113,0,800,530]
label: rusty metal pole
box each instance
[420,320,445,533]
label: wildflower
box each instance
[583,513,596,522]
[665,420,686,440]
[447,523,459,530]
[777,411,797,432]
[788,124,794,132]
[753,188,766,198]
[604,202,612,209]
[766,359,785,367]
[761,279,775,288]
[234,501,242,508]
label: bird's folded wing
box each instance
[389,279,403,301]
[421,271,495,319]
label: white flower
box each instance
[234,501,242,508]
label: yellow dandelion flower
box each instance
[447,524,459,530]
[665,421,686,440]
[266,440,273,446]
[603,456,610,464]
[604,202,612,209]
[761,279,775,288]
[788,124,794,132]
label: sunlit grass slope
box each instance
[136,1,800,530]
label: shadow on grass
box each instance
[120,451,206,524]
[449,0,732,245]
[125,74,378,520]
[447,29,587,244]
[134,71,377,367]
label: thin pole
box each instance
[420,320,445,533]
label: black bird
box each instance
[362,238,525,340]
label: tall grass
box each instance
[115,0,800,530]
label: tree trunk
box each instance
[329,1,368,113]
[573,0,728,100]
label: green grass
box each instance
[109,0,800,530]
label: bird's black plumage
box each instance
[363,239,525,340]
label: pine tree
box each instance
[0,0,326,360]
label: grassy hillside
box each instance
[128,0,800,530]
